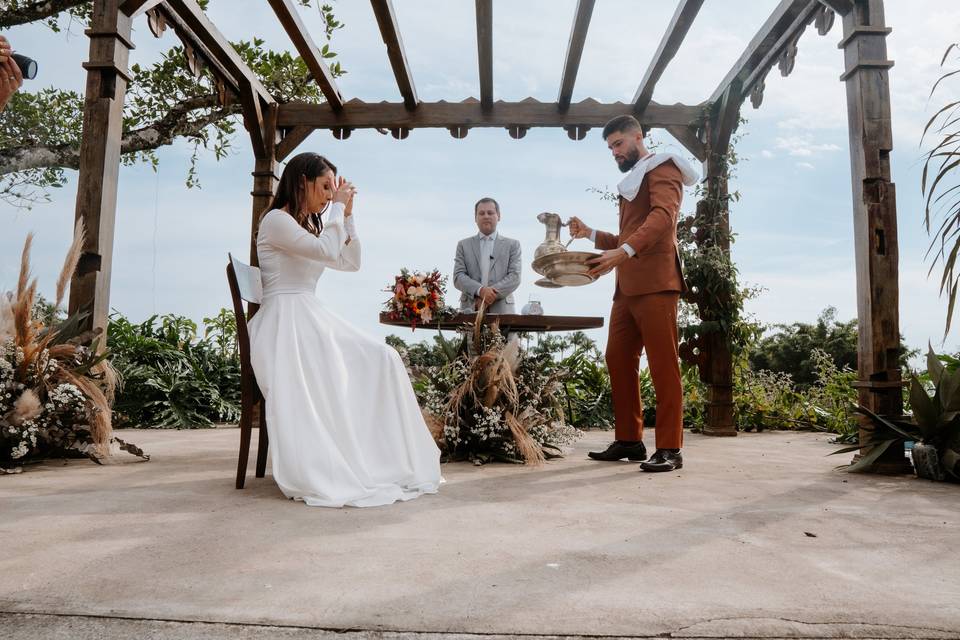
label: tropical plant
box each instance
[922,42,960,335]
[905,347,960,481]
[107,311,240,428]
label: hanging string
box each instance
[152,164,160,315]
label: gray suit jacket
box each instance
[453,233,522,313]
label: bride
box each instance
[248,152,442,507]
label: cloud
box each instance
[796,161,815,170]
[775,135,842,157]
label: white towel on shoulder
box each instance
[617,152,700,202]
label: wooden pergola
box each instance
[70,0,904,469]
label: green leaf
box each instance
[845,439,900,473]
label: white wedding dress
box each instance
[248,203,442,507]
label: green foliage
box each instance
[749,307,916,388]
[0,1,344,207]
[922,42,960,335]
[107,311,240,428]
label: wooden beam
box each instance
[557,0,596,112]
[276,99,705,131]
[155,5,242,96]
[165,0,272,104]
[665,125,706,162]
[708,0,815,104]
[475,0,493,111]
[68,0,134,338]
[370,0,418,110]
[267,0,344,111]
[633,0,705,114]
[839,0,907,472]
[741,1,821,97]
[276,125,315,161]
[818,0,854,14]
[120,0,162,16]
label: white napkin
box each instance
[617,152,700,202]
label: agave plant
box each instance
[906,347,960,481]
[922,42,960,335]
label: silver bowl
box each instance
[531,251,599,287]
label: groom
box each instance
[453,197,522,314]
[568,115,698,473]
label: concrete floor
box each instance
[2,429,959,639]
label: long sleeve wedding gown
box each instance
[248,203,442,507]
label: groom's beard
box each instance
[616,147,642,173]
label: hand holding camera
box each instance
[0,35,37,113]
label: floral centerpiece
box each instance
[383,268,455,329]
[1,225,148,473]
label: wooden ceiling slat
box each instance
[632,0,705,114]
[268,0,345,111]
[370,0,418,110]
[476,0,493,111]
[557,0,596,112]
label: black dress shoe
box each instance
[588,440,647,461]
[639,448,682,472]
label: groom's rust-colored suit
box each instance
[594,160,685,449]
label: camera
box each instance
[11,54,37,80]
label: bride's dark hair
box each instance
[266,152,338,235]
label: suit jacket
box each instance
[453,233,522,313]
[594,160,687,298]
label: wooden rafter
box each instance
[708,0,814,105]
[557,0,596,112]
[632,0,705,114]
[370,0,418,110]
[267,0,345,111]
[276,125,315,161]
[817,0,853,15]
[741,2,821,97]
[277,99,704,131]
[155,5,242,96]
[165,0,272,105]
[475,0,493,111]
[119,0,163,16]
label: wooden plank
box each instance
[741,2,820,97]
[557,0,596,112]
[818,0,854,14]
[267,0,344,111]
[165,0,272,104]
[370,0,418,110]
[475,0,493,111]
[276,125,315,161]
[277,99,705,130]
[119,0,163,16]
[709,0,815,104]
[632,0,705,114]
[68,0,134,338]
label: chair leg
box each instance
[236,404,253,489]
[255,402,269,478]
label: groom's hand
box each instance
[587,248,629,277]
[567,216,593,240]
[477,287,498,306]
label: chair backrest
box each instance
[226,253,262,384]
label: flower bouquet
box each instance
[383,269,455,329]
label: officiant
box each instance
[453,197,522,314]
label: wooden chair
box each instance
[226,253,268,489]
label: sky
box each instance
[4,0,960,363]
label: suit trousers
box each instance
[605,291,683,449]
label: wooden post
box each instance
[249,104,280,268]
[839,0,908,472]
[699,84,741,437]
[68,0,134,338]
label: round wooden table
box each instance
[379,312,604,333]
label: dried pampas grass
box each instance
[505,411,544,465]
[0,292,13,342]
[55,219,86,309]
[10,389,42,426]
